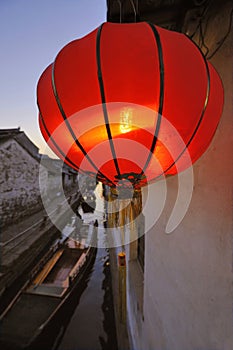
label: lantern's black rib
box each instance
[140,23,164,176]
[96,24,121,178]
[51,62,115,187]
[154,35,211,180]
[38,108,81,172]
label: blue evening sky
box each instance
[0,0,107,157]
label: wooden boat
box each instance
[0,223,97,349]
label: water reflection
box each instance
[27,262,95,350]
[99,252,118,350]
[55,224,118,350]
[52,184,118,350]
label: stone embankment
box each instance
[0,191,82,297]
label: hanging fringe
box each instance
[107,187,142,230]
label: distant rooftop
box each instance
[0,127,21,135]
[0,127,39,160]
[0,127,78,174]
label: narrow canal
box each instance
[39,184,118,350]
[55,234,117,350]
[0,184,119,350]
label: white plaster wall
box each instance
[47,172,63,197]
[0,139,44,226]
[138,11,233,350]
[63,173,72,189]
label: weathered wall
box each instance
[128,3,233,350]
[0,139,44,227]
[0,138,80,227]
[39,168,63,202]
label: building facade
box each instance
[0,128,44,227]
[0,128,78,228]
[107,1,233,349]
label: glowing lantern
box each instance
[37,22,223,189]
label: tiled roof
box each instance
[0,127,39,160]
[0,128,78,174]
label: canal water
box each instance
[50,184,118,350]
[0,184,118,350]
[54,236,117,350]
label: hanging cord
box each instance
[129,0,137,22]
[188,2,210,40]
[188,3,233,59]
[117,0,122,23]
[118,0,139,23]
[199,19,210,57]
[207,7,233,59]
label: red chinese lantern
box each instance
[37,22,223,190]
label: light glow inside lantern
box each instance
[120,108,133,134]
[37,22,224,190]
